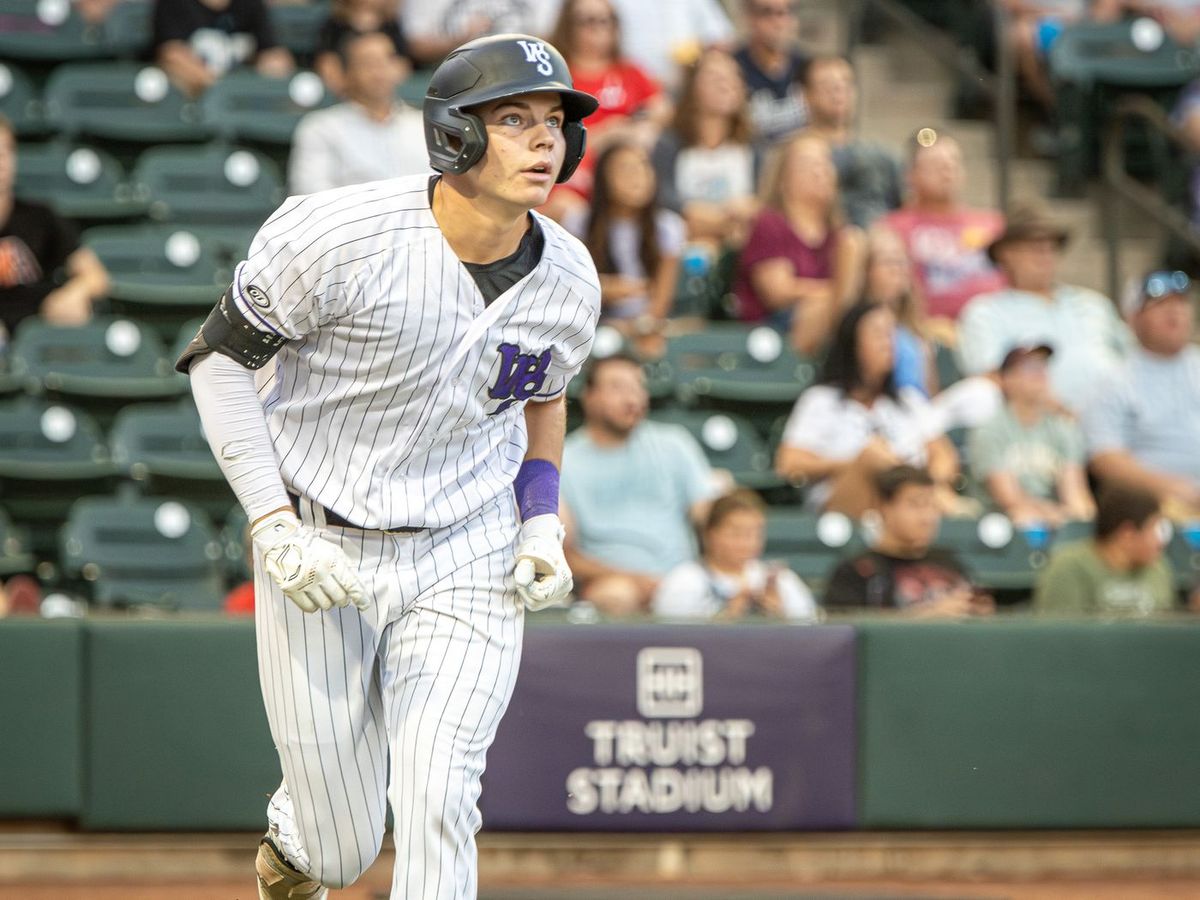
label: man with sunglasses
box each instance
[1084,269,1200,520]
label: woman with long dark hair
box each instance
[774,302,960,517]
[564,140,684,334]
[651,47,758,248]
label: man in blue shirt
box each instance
[1084,270,1200,519]
[562,353,719,615]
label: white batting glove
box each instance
[513,514,573,611]
[251,511,369,614]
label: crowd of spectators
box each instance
[3,0,1200,623]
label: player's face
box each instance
[881,484,941,551]
[705,509,766,570]
[471,94,568,210]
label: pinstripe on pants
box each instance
[255,492,524,896]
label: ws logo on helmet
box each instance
[516,40,554,77]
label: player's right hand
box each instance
[251,511,369,613]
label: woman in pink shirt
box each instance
[734,132,865,355]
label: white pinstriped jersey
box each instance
[231,174,600,530]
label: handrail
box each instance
[846,0,1014,211]
[1099,94,1200,300]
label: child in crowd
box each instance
[654,489,817,620]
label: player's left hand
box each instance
[513,514,572,611]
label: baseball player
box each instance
[177,34,600,899]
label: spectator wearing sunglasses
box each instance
[733,0,809,146]
[1083,269,1200,521]
[955,200,1132,413]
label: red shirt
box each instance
[734,209,836,323]
[881,206,1006,320]
[559,60,661,198]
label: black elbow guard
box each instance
[175,286,287,374]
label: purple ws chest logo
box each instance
[488,342,551,414]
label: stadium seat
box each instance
[83,226,228,337]
[110,400,234,520]
[270,2,330,60]
[763,508,863,588]
[649,408,783,490]
[8,316,186,419]
[100,0,151,58]
[43,62,212,144]
[132,144,284,224]
[0,351,22,397]
[15,141,148,221]
[59,493,225,609]
[0,397,120,555]
[202,69,335,145]
[0,62,48,138]
[664,324,817,411]
[0,0,110,61]
[1049,20,1200,193]
[0,505,35,576]
[1164,520,1200,591]
[933,514,1047,594]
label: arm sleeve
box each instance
[189,352,291,522]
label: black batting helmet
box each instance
[424,33,599,184]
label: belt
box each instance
[288,493,423,534]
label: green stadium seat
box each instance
[0,0,110,61]
[649,408,783,490]
[270,2,330,59]
[110,400,234,520]
[0,505,35,576]
[9,316,186,414]
[763,508,863,588]
[83,226,228,338]
[59,493,225,609]
[664,323,817,410]
[201,69,334,145]
[100,0,151,58]
[0,62,48,138]
[1049,20,1200,194]
[0,397,120,555]
[15,141,148,221]
[1165,520,1200,591]
[0,351,22,397]
[44,63,212,144]
[132,144,284,224]
[934,513,1047,594]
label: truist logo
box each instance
[489,342,551,413]
[516,39,554,77]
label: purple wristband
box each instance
[514,458,559,521]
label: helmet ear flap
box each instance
[426,107,489,176]
[557,120,587,184]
